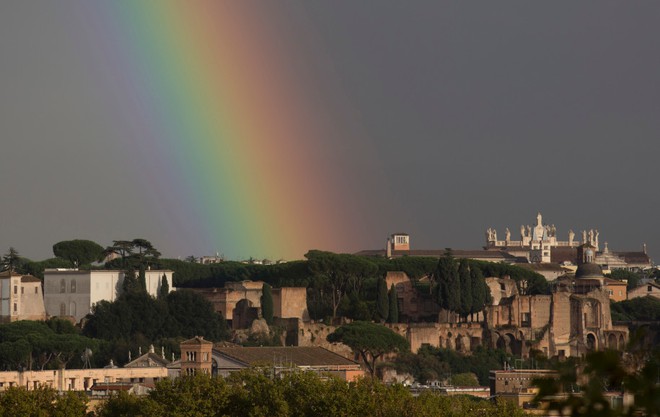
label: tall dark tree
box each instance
[103,240,134,268]
[138,266,147,292]
[131,238,161,268]
[1,247,21,273]
[159,274,169,300]
[376,277,389,322]
[52,239,104,268]
[261,283,274,325]
[388,284,399,324]
[469,265,490,320]
[122,269,138,293]
[434,255,460,314]
[458,259,472,321]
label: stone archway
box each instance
[455,335,466,353]
[497,333,519,355]
[586,333,597,351]
[232,299,255,329]
[618,334,625,350]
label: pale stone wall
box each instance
[296,322,354,359]
[272,287,309,321]
[550,291,572,355]
[485,277,517,306]
[19,281,46,320]
[43,271,93,322]
[0,367,168,392]
[144,270,173,298]
[385,272,440,321]
[628,283,660,300]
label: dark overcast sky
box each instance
[1,1,659,261]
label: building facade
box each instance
[43,269,173,322]
[185,281,309,329]
[0,271,46,323]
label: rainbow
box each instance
[73,2,366,260]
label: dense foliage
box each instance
[608,269,643,290]
[611,296,660,321]
[327,321,409,376]
[261,283,274,325]
[94,371,525,417]
[0,386,88,416]
[535,347,660,416]
[0,319,99,370]
[83,289,229,366]
[392,346,510,385]
[53,239,104,268]
[434,256,493,320]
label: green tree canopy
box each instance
[458,259,472,319]
[608,269,643,290]
[306,250,378,319]
[327,321,408,376]
[0,320,99,370]
[158,274,169,299]
[469,264,491,319]
[376,277,389,322]
[261,283,274,325]
[1,247,21,273]
[611,296,660,321]
[388,284,399,324]
[435,255,460,314]
[52,239,104,268]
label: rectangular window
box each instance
[14,286,17,295]
[521,312,531,327]
[13,303,17,312]
[35,287,38,294]
[21,287,24,294]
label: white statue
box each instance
[568,229,575,243]
[582,230,587,242]
[520,225,525,239]
[505,228,511,241]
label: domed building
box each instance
[486,243,628,358]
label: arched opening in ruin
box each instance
[232,299,255,329]
[496,333,519,355]
[586,333,597,351]
[455,335,465,352]
[618,334,625,350]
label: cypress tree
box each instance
[388,284,399,324]
[122,269,138,293]
[458,259,473,321]
[261,283,274,325]
[159,274,169,299]
[138,266,147,292]
[436,255,460,313]
[376,277,389,322]
[469,265,490,321]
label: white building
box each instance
[43,269,173,322]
